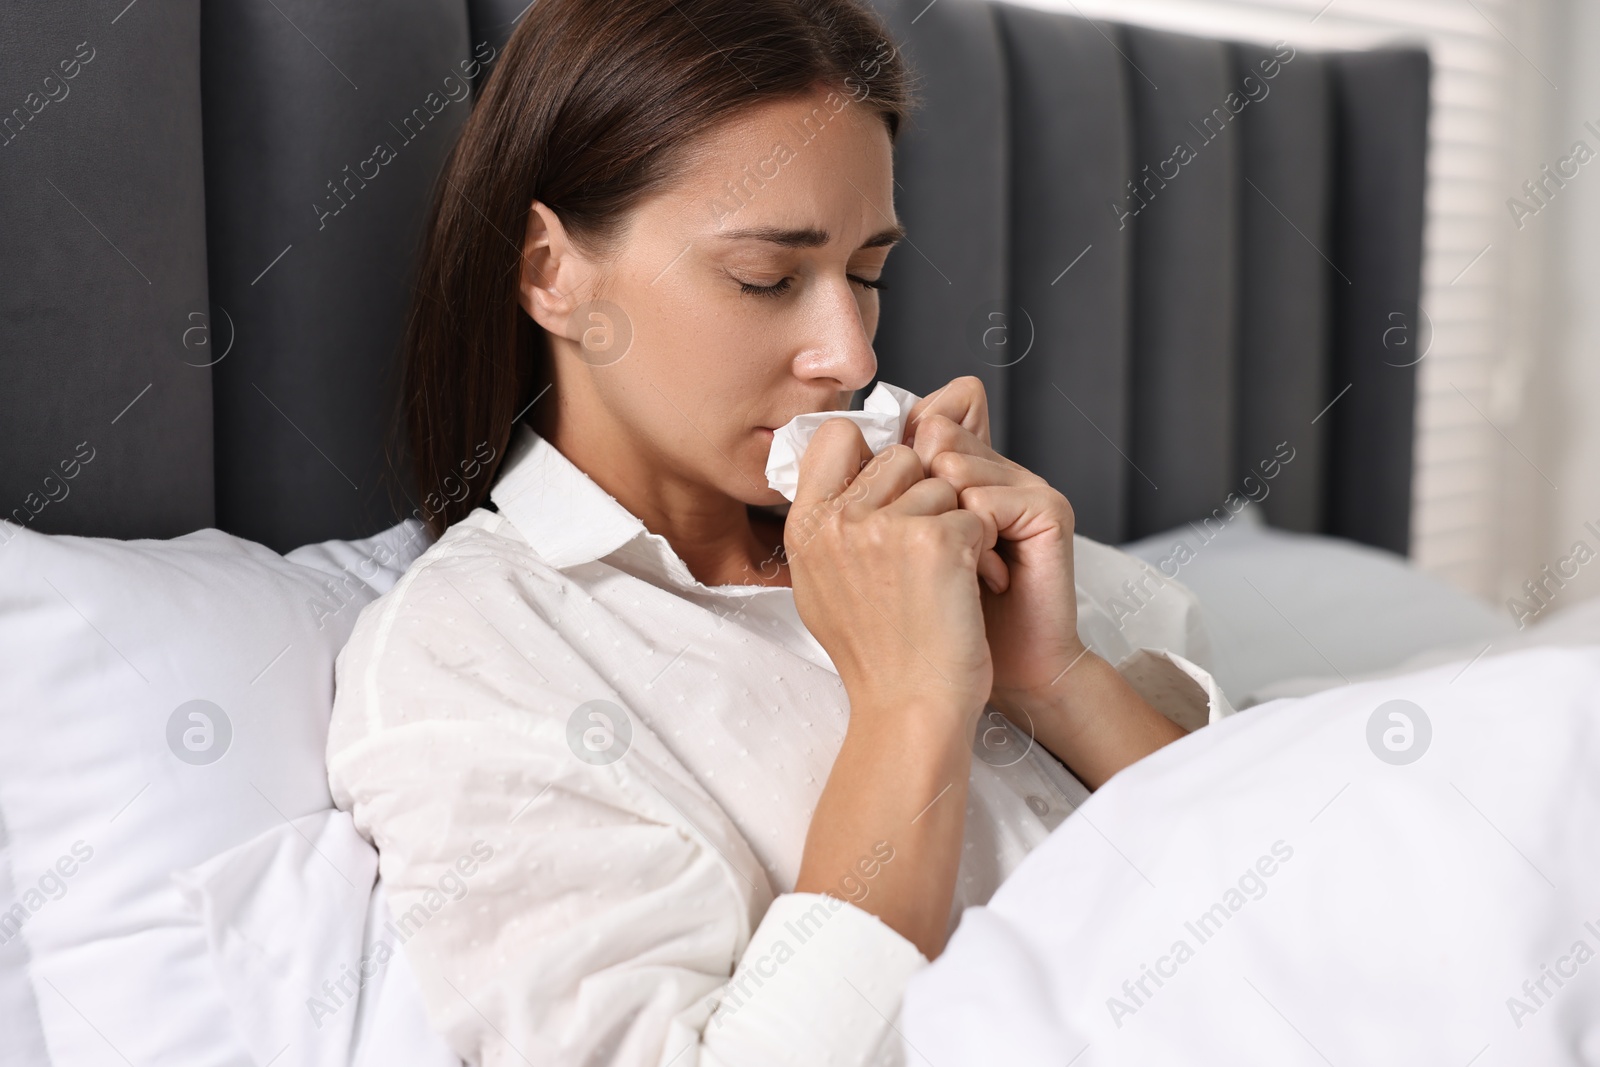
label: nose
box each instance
[793,277,878,393]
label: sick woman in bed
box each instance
[326,1,1230,1063]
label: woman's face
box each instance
[518,85,900,509]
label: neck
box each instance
[533,391,787,589]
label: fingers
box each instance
[887,482,1006,592]
[881,473,959,516]
[932,504,994,575]
[956,482,1075,545]
[902,376,991,449]
[900,471,1010,594]
[793,417,871,513]
[912,419,1068,589]
[793,417,874,512]
[795,411,1054,580]
[793,418,917,513]
[978,547,1010,595]
[926,448,1033,495]
[888,479,998,551]
[909,413,1028,484]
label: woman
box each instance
[327,1,1229,1063]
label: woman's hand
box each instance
[901,377,1088,707]
[786,417,999,958]
[902,377,1186,788]
[786,416,996,728]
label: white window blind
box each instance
[1011,0,1534,597]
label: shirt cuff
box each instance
[1111,647,1236,731]
[702,892,928,1065]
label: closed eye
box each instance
[737,275,889,298]
[739,277,793,298]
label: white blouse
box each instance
[326,422,1233,1067]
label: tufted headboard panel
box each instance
[0,0,1426,556]
[865,0,1427,549]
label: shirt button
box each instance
[1025,794,1049,818]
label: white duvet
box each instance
[902,644,1600,1066]
[173,810,463,1067]
[176,643,1600,1067]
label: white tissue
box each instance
[764,380,923,502]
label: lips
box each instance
[757,400,852,436]
[762,409,840,430]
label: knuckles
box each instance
[949,375,987,408]
[904,518,948,560]
[947,376,991,436]
[1051,488,1076,531]
[912,413,963,455]
[928,448,964,482]
[923,477,958,511]
[875,442,916,468]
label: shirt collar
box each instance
[488,422,781,596]
[489,422,647,570]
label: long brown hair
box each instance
[393,0,920,539]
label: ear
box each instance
[516,199,592,339]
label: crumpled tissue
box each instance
[763,380,922,502]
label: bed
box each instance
[8,1,1587,1065]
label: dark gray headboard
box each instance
[0,0,1427,556]
[865,1,1427,550]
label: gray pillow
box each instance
[1120,505,1514,707]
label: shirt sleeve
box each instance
[1070,533,1235,729]
[1109,647,1235,731]
[325,530,927,1067]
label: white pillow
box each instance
[0,517,429,1065]
[285,518,434,602]
[1120,506,1515,706]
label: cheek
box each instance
[613,321,771,454]
[614,264,797,461]
[652,309,770,408]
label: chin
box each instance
[740,480,788,507]
[734,472,790,511]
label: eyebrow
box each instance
[712,223,906,250]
